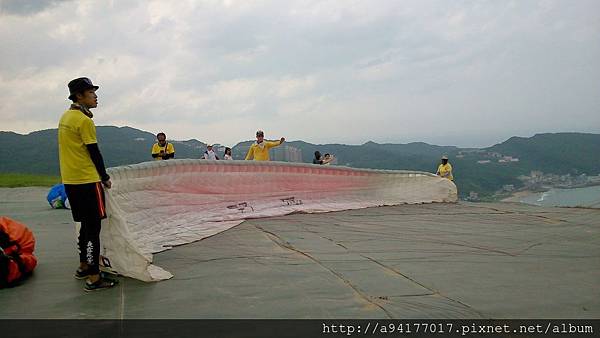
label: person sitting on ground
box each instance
[436,155,454,181]
[223,147,233,160]
[245,130,285,161]
[151,133,175,160]
[202,144,219,160]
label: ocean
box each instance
[520,185,600,208]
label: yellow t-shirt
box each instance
[244,140,282,161]
[437,163,454,181]
[151,143,175,160]
[58,109,101,184]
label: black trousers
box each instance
[65,182,106,274]
[77,219,101,274]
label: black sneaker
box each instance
[84,278,118,292]
[76,267,118,280]
[74,268,91,280]
[99,273,119,284]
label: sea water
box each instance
[520,185,600,208]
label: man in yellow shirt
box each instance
[151,132,175,160]
[436,155,454,181]
[58,77,117,291]
[245,130,285,161]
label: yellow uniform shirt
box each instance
[151,143,175,160]
[58,109,101,184]
[244,140,282,161]
[437,163,453,181]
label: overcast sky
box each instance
[1,0,599,147]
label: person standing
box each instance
[151,132,175,160]
[313,151,323,164]
[223,147,233,160]
[58,77,117,291]
[202,144,219,160]
[245,130,285,161]
[436,155,454,181]
[313,151,334,165]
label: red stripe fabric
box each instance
[95,183,106,218]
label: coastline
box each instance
[501,184,600,208]
[500,190,536,203]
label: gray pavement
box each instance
[0,187,598,319]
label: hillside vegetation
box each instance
[1,127,598,197]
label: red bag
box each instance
[0,216,37,288]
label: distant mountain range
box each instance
[1,126,599,198]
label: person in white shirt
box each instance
[313,151,334,165]
[202,145,219,160]
[223,147,233,160]
[322,153,334,165]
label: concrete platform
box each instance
[0,187,598,319]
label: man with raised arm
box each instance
[245,130,285,161]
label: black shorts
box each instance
[64,182,107,222]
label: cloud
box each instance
[0,0,599,147]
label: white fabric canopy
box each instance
[101,160,457,281]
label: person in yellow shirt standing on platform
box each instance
[436,155,454,181]
[245,130,285,161]
[151,132,175,160]
[58,77,117,292]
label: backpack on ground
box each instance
[0,216,37,288]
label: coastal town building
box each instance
[271,145,303,163]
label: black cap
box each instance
[68,77,99,100]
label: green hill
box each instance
[1,127,598,199]
[0,126,207,175]
[487,133,600,175]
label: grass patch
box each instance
[0,173,61,188]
